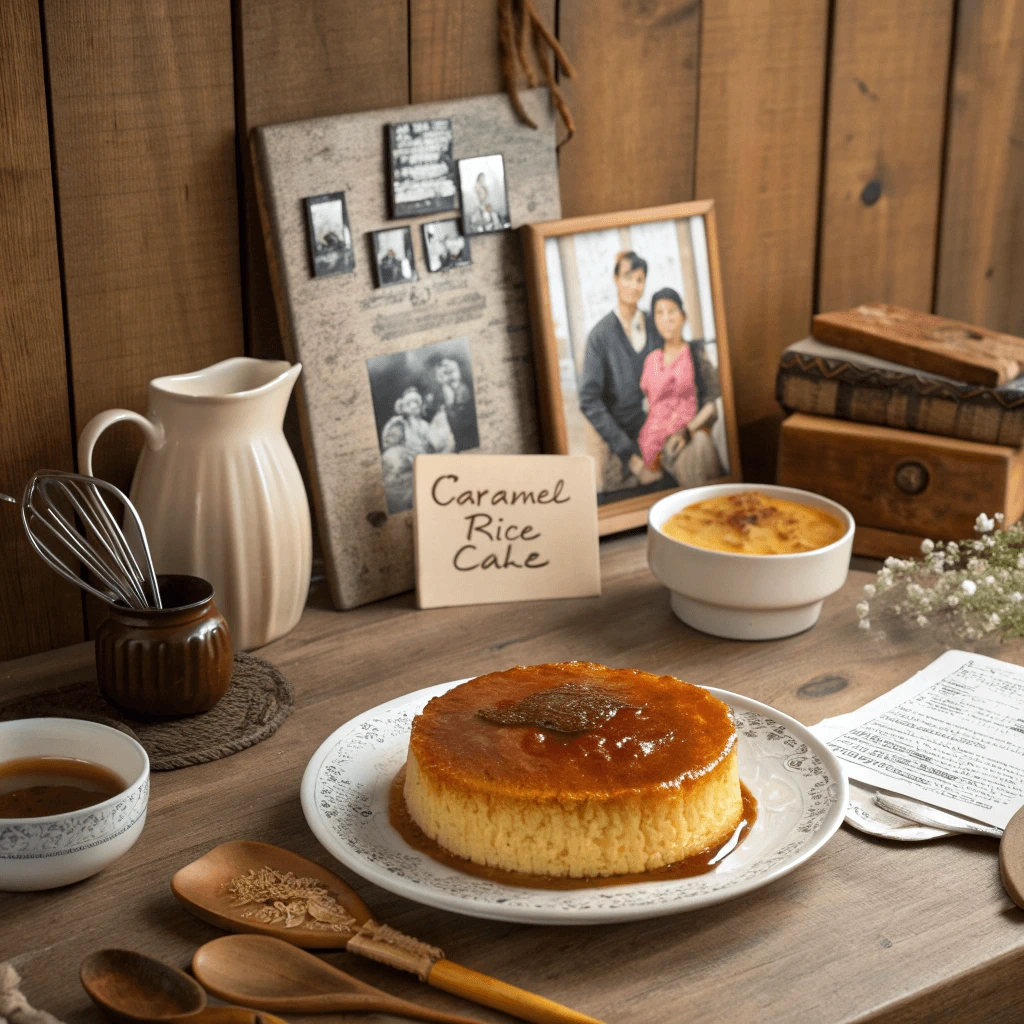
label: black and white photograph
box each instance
[304,192,355,277]
[458,154,511,235]
[524,203,741,527]
[371,227,418,287]
[422,219,472,273]
[367,337,480,514]
[387,119,458,218]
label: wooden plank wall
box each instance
[3,0,1024,659]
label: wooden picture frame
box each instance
[521,201,742,535]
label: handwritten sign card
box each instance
[413,454,600,609]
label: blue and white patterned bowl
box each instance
[0,718,149,891]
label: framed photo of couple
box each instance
[522,200,741,534]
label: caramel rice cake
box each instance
[403,662,742,878]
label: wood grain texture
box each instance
[817,0,954,313]
[936,0,1024,335]
[3,535,1024,1022]
[557,0,701,215]
[44,0,244,496]
[236,0,409,361]
[853,525,928,561]
[694,0,830,480]
[409,0,554,103]
[812,304,1024,387]
[777,412,1024,539]
[0,0,84,659]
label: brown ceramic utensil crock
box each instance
[95,574,233,717]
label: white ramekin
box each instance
[647,483,855,641]
[0,718,149,891]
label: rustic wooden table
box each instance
[2,533,1022,1024]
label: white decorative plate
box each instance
[300,681,848,925]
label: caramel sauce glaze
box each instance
[390,765,757,889]
[408,662,737,801]
[0,756,126,818]
[661,491,846,555]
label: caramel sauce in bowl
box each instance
[0,718,149,891]
[647,483,855,641]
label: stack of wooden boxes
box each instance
[775,305,1024,558]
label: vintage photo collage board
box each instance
[253,89,561,610]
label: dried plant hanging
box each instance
[498,0,577,145]
[857,513,1024,644]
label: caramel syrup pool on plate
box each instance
[389,765,757,890]
[0,756,126,818]
[662,490,846,555]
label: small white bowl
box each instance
[647,483,855,641]
[0,718,149,891]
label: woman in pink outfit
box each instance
[638,288,725,487]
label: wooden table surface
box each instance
[2,532,1022,1024]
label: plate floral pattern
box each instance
[301,682,848,924]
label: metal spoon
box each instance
[192,934,486,1024]
[873,792,1004,839]
[79,949,288,1024]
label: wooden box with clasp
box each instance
[776,413,1024,558]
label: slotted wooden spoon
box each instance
[172,841,605,1024]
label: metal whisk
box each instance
[3,470,162,610]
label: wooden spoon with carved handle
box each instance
[173,841,607,1024]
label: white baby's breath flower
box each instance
[947,595,959,607]
[968,558,983,572]
[996,512,1005,522]
[907,583,924,598]
[884,556,902,569]
[975,512,996,533]
[1016,553,1024,569]
[921,538,935,554]
[856,601,870,619]
[863,583,876,597]
[858,618,871,631]
[916,615,929,627]
[947,541,959,554]
[990,613,1001,626]
[1011,592,1023,603]
[962,580,977,595]
[893,604,902,615]
[973,540,986,551]
[985,575,996,585]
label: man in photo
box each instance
[374,227,417,287]
[578,251,665,493]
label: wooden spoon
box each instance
[81,949,207,1024]
[999,803,1024,909]
[173,841,607,1024]
[192,934,482,1024]
[80,949,289,1024]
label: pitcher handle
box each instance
[78,409,165,477]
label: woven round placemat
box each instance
[0,652,293,771]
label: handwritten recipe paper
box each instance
[815,650,1024,830]
[413,453,600,609]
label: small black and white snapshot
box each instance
[371,227,418,287]
[388,119,458,218]
[458,154,511,235]
[422,219,472,273]
[367,337,480,514]
[304,191,355,277]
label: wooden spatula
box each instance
[999,804,1024,909]
[173,841,606,1024]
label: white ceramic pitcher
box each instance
[79,357,312,651]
